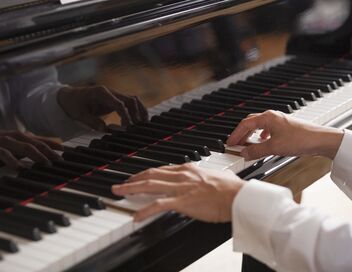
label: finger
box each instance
[127,167,187,183]
[134,197,178,222]
[134,96,149,122]
[13,134,62,161]
[31,136,63,151]
[0,148,25,170]
[0,136,50,164]
[113,93,141,124]
[112,179,195,196]
[98,88,133,126]
[227,114,267,146]
[241,140,272,160]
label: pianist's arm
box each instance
[114,110,352,272]
[230,111,352,272]
[10,67,90,140]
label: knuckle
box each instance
[0,148,10,156]
[23,143,36,153]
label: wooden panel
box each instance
[264,156,332,196]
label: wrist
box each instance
[309,127,344,159]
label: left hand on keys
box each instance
[57,86,148,131]
[112,164,245,222]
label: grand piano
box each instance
[0,0,352,271]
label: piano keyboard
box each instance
[1,55,352,272]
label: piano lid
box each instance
[0,0,282,76]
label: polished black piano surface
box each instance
[0,0,352,271]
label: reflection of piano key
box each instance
[2,56,352,271]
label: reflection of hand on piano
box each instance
[112,163,245,223]
[227,110,344,160]
[57,86,148,131]
[0,131,62,170]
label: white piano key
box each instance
[0,260,29,272]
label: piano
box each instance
[0,0,351,271]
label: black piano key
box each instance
[310,70,352,82]
[0,215,42,241]
[149,144,201,161]
[286,81,333,93]
[209,90,304,108]
[202,94,243,105]
[137,149,191,164]
[7,210,57,234]
[182,129,229,142]
[0,236,18,253]
[169,108,213,118]
[108,132,158,144]
[63,150,111,166]
[92,169,131,182]
[122,156,169,167]
[160,111,204,123]
[67,180,122,200]
[211,115,243,123]
[172,134,225,153]
[182,103,224,114]
[158,140,211,156]
[52,160,94,174]
[75,145,124,161]
[127,126,171,139]
[0,184,34,200]
[13,205,70,227]
[195,123,235,134]
[100,137,147,149]
[90,139,137,155]
[223,109,255,118]
[151,115,195,128]
[1,176,53,194]
[0,196,17,209]
[252,72,340,89]
[138,122,183,133]
[190,99,233,109]
[275,86,322,98]
[18,170,66,186]
[204,119,239,127]
[109,162,148,174]
[48,190,105,210]
[79,174,123,187]
[253,96,300,110]
[293,77,338,89]
[31,165,80,179]
[269,89,317,101]
[246,101,293,113]
[34,195,92,216]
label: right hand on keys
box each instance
[0,131,63,170]
[226,110,344,160]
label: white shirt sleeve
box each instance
[232,130,352,272]
[10,67,89,140]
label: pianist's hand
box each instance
[0,131,63,170]
[226,110,344,160]
[57,86,148,130]
[112,164,245,223]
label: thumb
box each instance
[241,141,272,160]
[78,114,107,131]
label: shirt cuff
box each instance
[331,129,352,199]
[232,179,293,268]
[35,86,90,140]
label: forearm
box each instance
[12,68,89,139]
[233,180,352,272]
